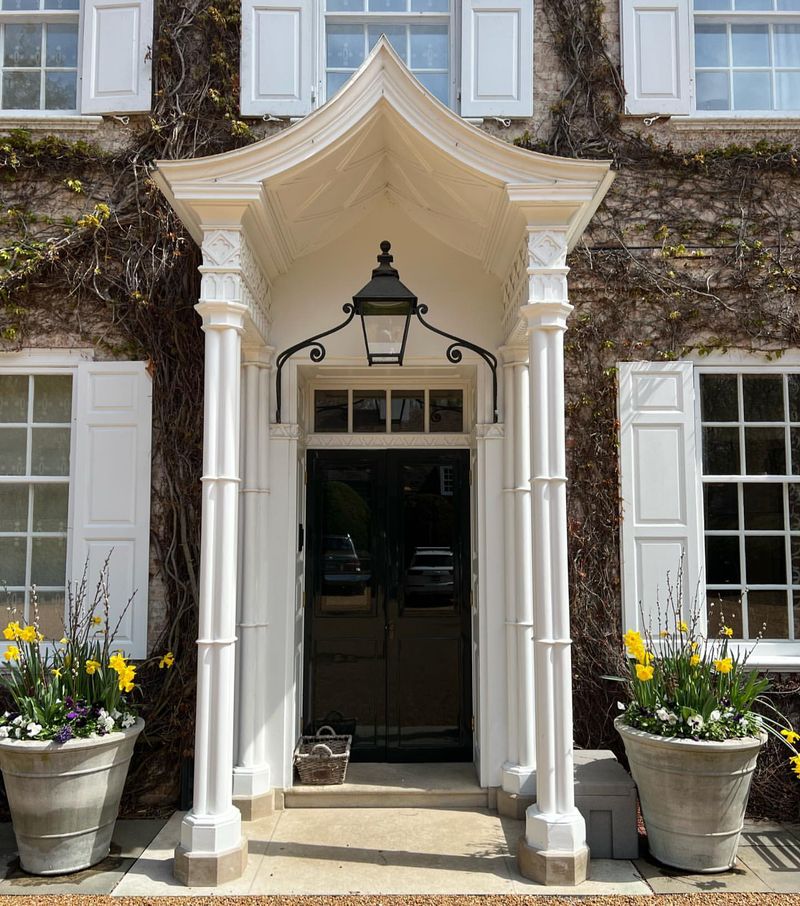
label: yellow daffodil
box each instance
[159,651,174,669]
[721,626,734,638]
[18,625,36,643]
[64,653,71,667]
[677,621,688,633]
[659,630,670,638]
[781,729,800,745]
[3,622,20,641]
[624,629,642,648]
[690,654,701,667]
[638,650,654,666]
[713,657,733,674]
[691,640,699,651]
[4,645,20,662]
[109,652,127,673]
[118,664,136,693]
[51,667,62,678]
[635,663,654,681]
[790,754,800,768]
[36,632,43,642]
[91,616,102,625]
[85,660,101,675]
[59,637,68,645]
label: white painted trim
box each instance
[306,432,472,449]
[0,348,94,367]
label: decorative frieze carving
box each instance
[475,423,505,439]
[526,229,570,311]
[502,237,527,343]
[270,422,302,440]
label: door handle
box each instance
[386,621,395,640]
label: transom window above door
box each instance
[314,388,464,433]
[325,0,452,106]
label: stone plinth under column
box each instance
[174,839,249,887]
[517,835,590,886]
[233,789,275,822]
[497,789,535,820]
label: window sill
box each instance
[0,115,104,132]
[622,114,800,131]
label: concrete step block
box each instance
[574,749,639,860]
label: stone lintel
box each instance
[517,836,590,886]
[174,839,248,887]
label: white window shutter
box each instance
[70,362,152,659]
[618,362,702,635]
[80,0,153,114]
[240,0,313,117]
[460,0,533,118]
[620,0,691,115]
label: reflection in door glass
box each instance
[401,463,457,610]
[429,390,463,432]
[353,390,387,432]
[320,469,373,614]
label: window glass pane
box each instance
[2,71,40,109]
[794,592,800,642]
[44,0,80,7]
[35,590,64,639]
[778,0,800,9]
[743,375,784,421]
[793,536,800,584]
[391,391,424,432]
[732,24,770,66]
[353,391,386,432]
[776,71,800,110]
[735,0,771,8]
[700,374,738,421]
[410,24,448,68]
[0,375,29,422]
[743,482,784,529]
[0,484,28,532]
[33,375,71,423]
[707,591,743,637]
[792,427,800,474]
[31,427,70,475]
[744,426,785,474]
[368,24,407,58]
[706,536,741,583]
[314,390,348,433]
[327,71,353,97]
[695,0,732,7]
[775,25,800,66]
[745,535,786,583]
[430,390,463,432]
[32,483,68,532]
[703,426,740,473]
[697,70,731,110]
[30,536,66,586]
[704,482,739,529]
[327,24,365,68]
[44,71,76,109]
[3,23,42,66]
[790,483,800,528]
[0,537,26,586]
[45,22,77,66]
[327,0,366,8]
[369,0,406,9]
[412,0,449,9]
[695,24,729,67]
[414,71,449,104]
[790,375,800,422]
[733,71,772,110]
[2,0,39,8]
[0,428,27,475]
[748,590,789,639]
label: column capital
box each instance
[520,301,574,331]
[242,343,275,366]
[195,300,247,333]
[499,344,529,366]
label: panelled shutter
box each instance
[618,362,702,634]
[80,0,154,114]
[460,0,533,118]
[620,0,691,115]
[70,362,152,659]
[240,0,313,117]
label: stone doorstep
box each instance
[574,749,639,861]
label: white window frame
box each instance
[693,356,800,668]
[0,1,82,116]
[316,0,460,110]
[691,0,800,118]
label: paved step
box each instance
[284,762,489,809]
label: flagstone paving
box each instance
[0,813,798,896]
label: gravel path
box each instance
[4,895,800,905]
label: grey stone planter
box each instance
[0,718,144,875]
[616,716,764,873]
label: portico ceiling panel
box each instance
[154,39,614,282]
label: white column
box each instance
[177,298,248,873]
[518,229,588,886]
[500,345,536,797]
[233,343,273,818]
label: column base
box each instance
[234,789,275,822]
[517,835,590,886]
[174,839,248,887]
[497,789,536,820]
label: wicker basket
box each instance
[293,725,352,785]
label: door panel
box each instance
[305,449,472,762]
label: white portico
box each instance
[154,39,613,887]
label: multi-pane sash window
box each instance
[325,0,451,106]
[699,371,800,641]
[0,373,72,639]
[694,0,800,112]
[0,0,80,111]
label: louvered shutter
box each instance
[240,0,313,117]
[460,0,533,118]
[618,362,702,634]
[620,0,691,115]
[70,362,152,658]
[80,0,153,114]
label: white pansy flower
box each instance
[710,709,721,722]
[687,714,704,731]
[11,715,23,726]
[617,701,627,711]
[656,707,670,722]
[666,711,678,726]
[121,713,136,729]
[100,715,115,733]
[26,722,42,738]
[0,726,9,739]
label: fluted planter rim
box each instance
[615,716,766,752]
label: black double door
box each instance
[304,450,472,762]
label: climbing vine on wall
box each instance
[0,0,797,817]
